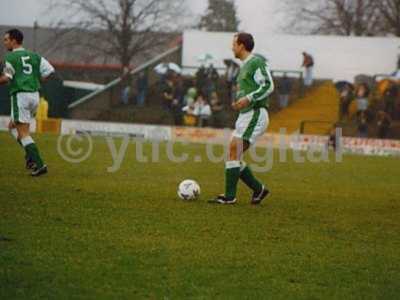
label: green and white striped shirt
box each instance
[236,54,274,113]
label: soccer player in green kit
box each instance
[210,33,274,205]
[0,29,54,176]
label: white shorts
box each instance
[233,108,269,144]
[10,92,39,124]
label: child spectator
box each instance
[193,93,212,127]
[182,102,197,126]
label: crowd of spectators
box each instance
[121,71,149,106]
[338,78,400,139]
[117,51,400,140]
[119,53,310,128]
[157,66,228,128]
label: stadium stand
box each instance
[269,81,339,135]
[1,25,398,139]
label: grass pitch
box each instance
[1,132,400,299]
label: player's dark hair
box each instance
[235,32,254,52]
[6,29,24,44]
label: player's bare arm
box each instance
[40,73,54,83]
[0,74,10,85]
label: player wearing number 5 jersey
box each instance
[0,29,54,176]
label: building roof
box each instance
[0,25,182,70]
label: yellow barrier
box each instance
[36,118,61,134]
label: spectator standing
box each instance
[172,75,184,125]
[121,85,130,105]
[193,93,212,127]
[225,60,240,102]
[161,77,174,110]
[357,111,369,138]
[184,86,197,107]
[277,73,292,108]
[196,65,207,93]
[136,71,148,106]
[396,95,400,120]
[210,91,225,128]
[356,83,370,116]
[384,83,398,118]
[377,111,391,139]
[339,83,354,120]
[302,52,314,87]
[204,64,219,99]
[170,98,182,125]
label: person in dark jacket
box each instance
[277,73,292,108]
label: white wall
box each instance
[182,30,400,82]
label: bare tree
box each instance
[378,0,400,36]
[46,0,189,68]
[280,0,383,36]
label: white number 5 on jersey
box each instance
[21,56,33,75]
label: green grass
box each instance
[1,132,400,299]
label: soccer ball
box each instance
[177,180,201,200]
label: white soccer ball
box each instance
[177,179,201,200]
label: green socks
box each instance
[225,161,265,199]
[225,161,241,199]
[20,136,44,168]
[240,162,263,194]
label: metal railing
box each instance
[299,120,334,135]
[272,70,305,97]
[373,73,396,81]
[68,46,181,109]
[271,70,303,78]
